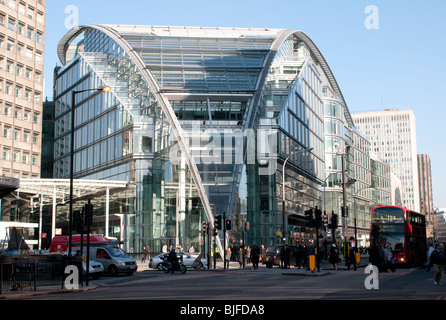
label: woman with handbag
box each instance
[384,242,395,272]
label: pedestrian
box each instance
[369,241,383,272]
[238,246,245,268]
[280,245,285,269]
[347,246,357,270]
[251,244,260,269]
[430,243,445,285]
[225,247,231,269]
[260,244,265,264]
[303,245,309,270]
[426,243,434,272]
[383,242,395,272]
[328,244,339,270]
[296,245,304,269]
[141,246,147,262]
[284,245,291,269]
[246,245,251,266]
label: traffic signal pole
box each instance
[223,212,226,270]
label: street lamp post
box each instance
[68,86,111,256]
[282,147,313,244]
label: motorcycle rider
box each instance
[167,247,180,271]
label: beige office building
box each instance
[0,0,45,180]
[352,109,420,212]
[418,154,434,239]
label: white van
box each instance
[74,246,137,276]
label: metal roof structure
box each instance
[17,179,128,206]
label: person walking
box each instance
[369,241,384,272]
[251,244,260,269]
[383,242,395,272]
[225,247,231,269]
[238,246,245,268]
[328,244,339,270]
[430,243,445,285]
[426,243,434,272]
[141,246,147,263]
[347,246,357,270]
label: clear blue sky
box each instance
[43,0,446,208]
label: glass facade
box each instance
[52,25,392,253]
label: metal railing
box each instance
[0,255,82,294]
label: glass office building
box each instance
[53,25,383,253]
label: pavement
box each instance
[0,254,370,299]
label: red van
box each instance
[49,235,118,253]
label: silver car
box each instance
[82,259,104,279]
[149,252,207,270]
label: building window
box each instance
[26,47,33,60]
[24,109,31,121]
[14,107,21,119]
[7,39,14,52]
[23,130,29,143]
[14,128,21,141]
[4,104,12,116]
[35,51,42,63]
[34,71,41,83]
[5,82,13,95]
[15,86,23,99]
[37,12,43,24]
[27,6,34,20]
[36,31,42,44]
[2,148,10,161]
[17,42,24,56]
[32,133,39,145]
[8,19,15,31]
[16,64,23,77]
[18,2,25,15]
[26,26,33,40]
[25,67,32,80]
[22,152,29,164]
[18,22,25,36]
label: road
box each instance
[25,262,446,301]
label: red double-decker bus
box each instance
[370,205,427,267]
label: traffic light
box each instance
[304,208,314,227]
[331,213,338,229]
[84,202,93,226]
[304,208,313,221]
[73,210,83,232]
[215,215,222,230]
[226,220,231,230]
[315,208,322,228]
[341,206,349,217]
[202,221,208,235]
[323,213,329,228]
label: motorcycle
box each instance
[161,254,187,273]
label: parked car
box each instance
[82,259,104,279]
[263,245,298,268]
[149,252,207,270]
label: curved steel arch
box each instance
[293,31,354,127]
[57,25,218,232]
